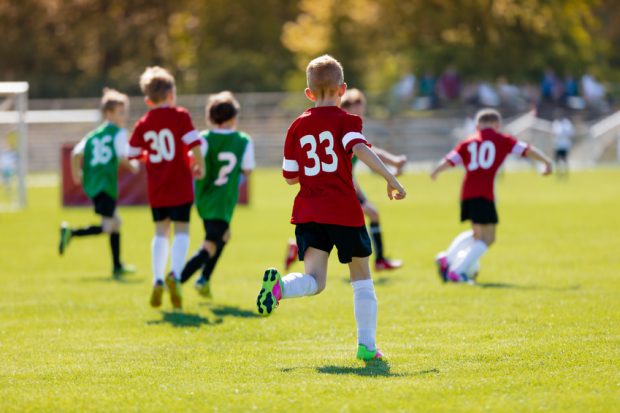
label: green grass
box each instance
[1,168,619,412]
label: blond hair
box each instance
[139,66,175,103]
[475,108,502,126]
[306,55,344,98]
[341,88,366,110]
[100,88,128,114]
[206,91,240,125]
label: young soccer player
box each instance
[284,88,407,272]
[179,91,255,298]
[128,66,205,309]
[256,55,406,361]
[430,108,552,283]
[59,88,138,277]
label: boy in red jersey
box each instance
[128,66,205,309]
[430,108,552,283]
[256,55,406,361]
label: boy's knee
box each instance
[202,240,217,256]
[314,279,327,294]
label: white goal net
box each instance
[0,82,28,210]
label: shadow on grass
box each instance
[79,275,141,284]
[206,304,261,319]
[282,362,437,378]
[476,282,581,291]
[147,311,222,328]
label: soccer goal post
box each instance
[0,82,28,210]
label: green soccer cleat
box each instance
[58,222,72,255]
[356,344,384,361]
[256,268,283,317]
[150,280,164,308]
[194,278,212,299]
[165,272,183,310]
[113,264,136,278]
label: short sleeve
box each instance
[128,121,145,158]
[445,141,465,166]
[72,138,86,156]
[178,109,201,149]
[341,114,370,153]
[282,125,299,179]
[507,135,529,157]
[242,138,256,171]
[114,129,129,158]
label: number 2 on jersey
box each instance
[214,152,237,186]
[144,129,175,163]
[300,131,338,177]
[467,141,496,171]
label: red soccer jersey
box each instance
[128,107,202,208]
[445,128,529,201]
[282,106,370,227]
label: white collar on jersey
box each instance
[211,128,236,134]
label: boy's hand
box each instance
[541,161,553,176]
[387,179,406,200]
[193,163,205,179]
[128,159,140,174]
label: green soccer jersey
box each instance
[76,122,126,199]
[195,130,254,223]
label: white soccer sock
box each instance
[151,235,169,284]
[451,239,488,275]
[446,230,474,258]
[170,232,190,280]
[352,279,377,351]
[281,273,318,298]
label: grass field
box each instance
[1,168,619,412]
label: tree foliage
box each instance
[0,0,616,98]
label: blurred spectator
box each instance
[563,75,585,110]
[540,68,563,102]
[552,109,575,178]
[390,73,416,115]
[438,66,461,101]
[413,71,438,110]
[497,76,524,109]
[581,73,605,103]
[478,82,500,107]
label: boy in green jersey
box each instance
[180,91,255,297]
[59,88,139,277]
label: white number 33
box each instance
[300,131,338,177]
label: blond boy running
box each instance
[256,55,406,361]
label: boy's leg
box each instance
[152,220,170,284]
[196,221,230,285]
[200,239,226,282]
[102,215,122,272]
[445,230,474,259]
[363,201,402,270]
[257,223,331,316]
[281,247,326,298]
[449,224,494,278]
[150,219,170,308]
[349,257,381,360]
[170,222,190,280]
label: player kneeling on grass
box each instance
[179,91,255,298]
[128,67,205,310]
[256,55,406,361]
[430,108,552,284]
[59,88,139,278]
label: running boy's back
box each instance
[283,105,367,226]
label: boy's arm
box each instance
[373,147,407,175]
[352,143,405,200]
[70,152,83,185]
[70,139,86,185]
[430,158,453,181]
[241,139,256,177]
[114,129,140,173]
[190,145,205,179]
[525,146,553,175]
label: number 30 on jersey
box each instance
[300,131,338,176]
